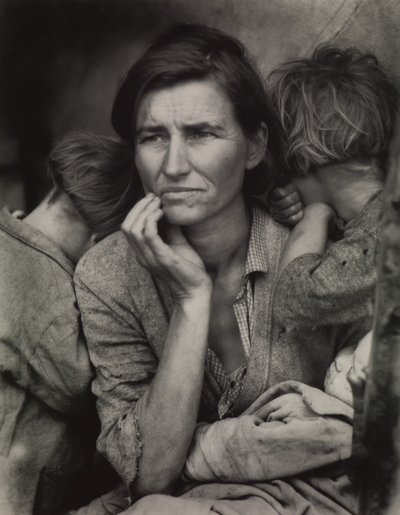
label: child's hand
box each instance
[261,393,315,421]
[268,184,304,227]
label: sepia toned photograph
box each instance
[1,1,400,513]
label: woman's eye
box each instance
[190,131,215,140]
[139,134,165,144]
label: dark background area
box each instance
[0,0,399,211]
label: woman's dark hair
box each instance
[48,131,142,240]
[269,45,399,176]
[112,24,282,195]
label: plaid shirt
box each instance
[205,206,269,418]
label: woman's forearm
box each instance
[185,384,354,483]
[132,291,211,497]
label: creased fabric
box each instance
[75,202,368,512]
[185,381,353,483]
[0,208,114,514]
[126,383,356,514]
[274,191,382,328]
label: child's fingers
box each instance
[273,203,304,221]
[269,184,300,201]
[270,205,304,227]
[271,192,302,210]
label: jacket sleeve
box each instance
[273,199,382,327]
[74,267,158,488]
[184,382,353,483]
[26,301,94,415]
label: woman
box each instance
[74,25,366,514]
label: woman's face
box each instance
[134,79,262,226]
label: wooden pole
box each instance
[354,116,400,514]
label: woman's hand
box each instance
[122,193,212,301]
[268,184,304,227]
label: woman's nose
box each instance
[163,137,190,177]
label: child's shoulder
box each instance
[346,189,383,234]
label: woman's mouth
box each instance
[161,188,202,200]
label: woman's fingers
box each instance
[267,406,289,422]
[122,195,165,268]
[143,207,164,240]
[122,193,157,232]
[142,209,177,263]
[133,197,162,239]
[253,398,283,420]
[122,194,210,296]
[122,196,160,242]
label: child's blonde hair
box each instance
[269,45,398,177]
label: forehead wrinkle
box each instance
[137,83,232,130]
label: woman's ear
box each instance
[245,122,268,170]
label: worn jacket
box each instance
[0,207,96,515]
[274,191,382,327]
[74,204,370,489]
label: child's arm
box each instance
[274,194,382,327]
[278,203,336,275]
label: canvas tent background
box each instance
[0,0,399,211]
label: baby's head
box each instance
[324,331,373,406]
[269,45,398,178]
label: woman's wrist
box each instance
[174,285,213,308]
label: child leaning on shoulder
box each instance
[268,45,398,338]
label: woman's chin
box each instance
[162,205,205,226]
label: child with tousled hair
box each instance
[268,45,398,330]
[0,132,138,514]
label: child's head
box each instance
[48,131,142,241]
[324,331,373,406]
[270,45,398,178]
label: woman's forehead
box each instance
[135,79,236,129]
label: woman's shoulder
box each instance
[74,230,149,291]
[251,200,290,240]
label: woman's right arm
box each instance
[76,195,213,498]
[131,292,211,497]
